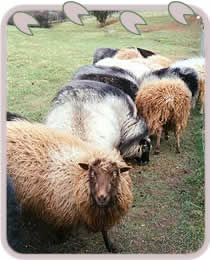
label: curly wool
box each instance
[7,121,132,232]
[114,48,143,60]
[171,57,205,112]
[135,77,192,135]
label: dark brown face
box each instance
[89,163,119,207]
[79,160,131,208]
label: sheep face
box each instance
[125,136,151,164]
[79,159,131,208]
[137,136,151,164]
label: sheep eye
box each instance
[90,170,95,179]
[113,171,118,178]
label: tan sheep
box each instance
[114,48,143,60]
[135,77,192,154]
[129,57,164,71]
[147,54,172,68]
[171,57,205,114]
[7,121,133,252]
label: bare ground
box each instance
[140,16,201,33]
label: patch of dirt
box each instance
[97,18,119,28]
[140,16,200,33]
[105,18,119,26]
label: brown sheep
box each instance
[114,48,143,60]
[135,77,192,154]
[7,121,133,253]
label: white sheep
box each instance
[45,80,150,163]
[96,57,151,81]
[171,57,205,114]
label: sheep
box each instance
[146,54,172,68]
[7,121,133,252]
[96,58,151,81]
[171,57,205,114]
[72,64,139,100]
[7,175,25,253]
[136,72,192,154]
[93,47,118,64]
[129,57,164,71]
[135,47,155,58]
[45,80,150,163]
[114,48,143,60]
[143,67,199,108]
[7,111,27,121]
[93,47,155,64]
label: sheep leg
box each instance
[200,104,204,114]
[154,127,163,154]
[199,84,204,114]
[175,131,180,153]
[102,230,118,253]
[164,127,169,141]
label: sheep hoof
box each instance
[109,245,118,253]
[176,149,180,154]
[102,230,118,253]
[141,161,149,166]
[106,243,118,253]
[165,135,169,141]
[154,149,160,155]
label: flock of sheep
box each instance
[6,47,205,253]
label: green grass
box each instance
[6,13,204,254]
[170,107,205,252]
[7,14,200,120]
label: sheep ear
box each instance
[120,166,132,173]
[78,163,89,171]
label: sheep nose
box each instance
[98,194,107,202]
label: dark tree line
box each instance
[8,11,66,28]
[8,10,118,28]
[91,11,117,26]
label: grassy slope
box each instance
[7,14,200,120]
[6,14,204,254]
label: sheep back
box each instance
[93,48,118,64]
[72,64,139,100]
[114,48,143,59]
[45,80,149,159]
[129,58,164,71]
[96,58,151,80]
[93,47,155,64]
[171,57,205,83]
[136,77,192,135]
[147,54,172,68]
[171,57,205,108]
[142,67,199,98]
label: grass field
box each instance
[6,12,205,254]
